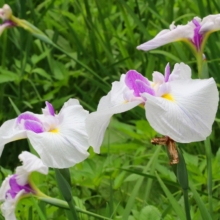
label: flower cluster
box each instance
[0,4,219,220]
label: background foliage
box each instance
[0,0,220,219]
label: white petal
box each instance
[169,63,191,81]
[86,74,143,153]
[152,71,165,84]
[26,131,89,168]
[0,176,11,201]
[0,119,27,156]
[137,23,195,51]
[86,101,142,153]
[58,98,89,153]
[1,190,24,220]
[200,14,220,33]
[143,78,218,142]
[15,151,48,185]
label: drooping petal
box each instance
[169,62,191,81]
[86,101,142,153]
[136,23,195,51]
[26,131,88,168]
[86,74,143,153]
[0,119,27,156]
[143,78,218,142]
[16,151,48,185]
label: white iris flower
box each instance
[137,15,220,53]
[86,63,219,153]
[0,151,48,220]
[0,99,89,168]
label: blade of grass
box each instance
[155,172,186,220]
[189,181,212,220]
[121,145,161,220]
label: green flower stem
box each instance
[197,48,213,216]
[205,137,213,215]
[183,189,191,220]
[176,147,191,220]
[38,197,113,220]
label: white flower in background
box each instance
[137,14,220,53]
[86,63,219,153]
[0,151,48,220]
[0,99,89,168]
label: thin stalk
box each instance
[67,200,79,220]
[176,148,191,220]
[205,137,213,215]
[183,189,191,220]
[39,197,113,220]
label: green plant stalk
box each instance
[197,49,213,216]
[176,148,191,220]
[205,137,213,215]
[55,169,79,220]
[183,189,191,220]
[39,197,113,220]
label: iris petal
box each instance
[143,78,218,142]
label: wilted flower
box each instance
[0,99,89,168]
[137,15,220,53]
[86,63,219,153]
[0,151,48,220]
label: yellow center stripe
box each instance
[162,94,175,102]
[50,128,59,133]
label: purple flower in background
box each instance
[86,63,219,153]
[0,99,90,168]
[137,15,220,53]
[0,151,48,220]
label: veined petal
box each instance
[86,101,142,153]
[16,152,48,186]
[137,23,195,51]
[0,119,27,156]
[125,70,150,96]
[169,62,191,81]
[58,98,89,153]
[26,131,89,168]
[143,78,218,142]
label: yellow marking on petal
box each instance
[162,94,175,102]
[50,128,59,133]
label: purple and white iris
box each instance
[137,15,220,52]
[0,99,90,168]
[0,151,48,220]
[86,63,219,153]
